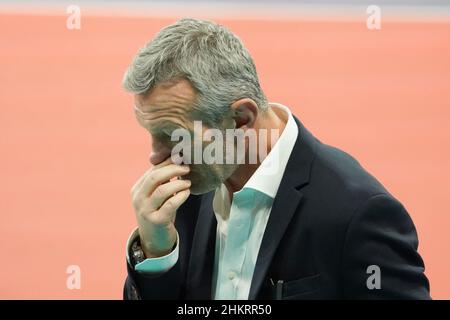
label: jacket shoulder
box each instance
[306,141,397,225]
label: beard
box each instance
[181,161,237,195]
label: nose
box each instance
[149,152,168,165]
[149,143,172,165]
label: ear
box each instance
[230,98,259,129]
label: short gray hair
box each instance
[122,18,267,127]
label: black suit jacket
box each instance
[124,117,431,300]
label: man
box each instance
[122,18,430,299]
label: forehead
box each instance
[135,79,197,112]
[134,79,197,132]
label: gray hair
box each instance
[122,18,267,127]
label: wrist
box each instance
[139,226,177,258]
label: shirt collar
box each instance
[242,102,299,199]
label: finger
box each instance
[139,164,190,196]
[149,179,191,210]
[153,156,173,169]
[131,171,149,195]
[157,188,191,221]
[132,157,174,194]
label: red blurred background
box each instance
[0,2,449,299]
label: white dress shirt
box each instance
[127,103,299,299]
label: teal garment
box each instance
[211,187,273,299]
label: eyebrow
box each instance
[149,120,190,140]
[133,104,193,139]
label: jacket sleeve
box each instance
[341,193,431,299]
[123,229,184,300]
[123,194,202,300]
[123,257,183,300]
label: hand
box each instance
[130,157,191,258]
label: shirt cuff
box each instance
[126,227,179,274]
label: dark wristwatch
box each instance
[131,240,146,265]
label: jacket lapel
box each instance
[185,191,217,299]
[248,117,317,299]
